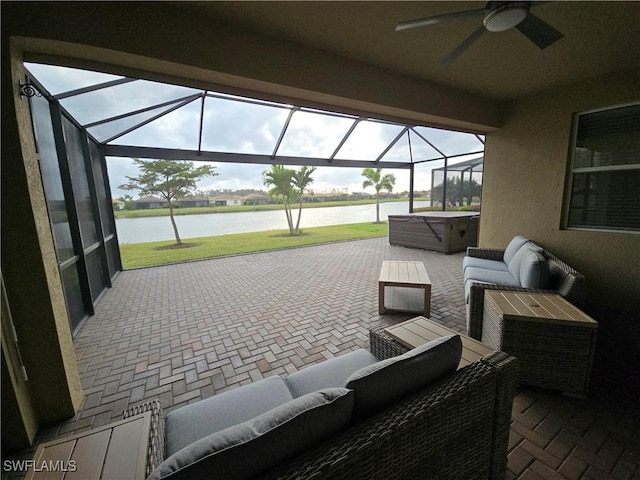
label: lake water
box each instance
[115,201,431,244]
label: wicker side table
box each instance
[369,317,494,369]
[483,291,598,398]
[370,324,411,360]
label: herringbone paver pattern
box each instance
[509,389,639,480]
[67,238,467,420]
[4,238,638,479]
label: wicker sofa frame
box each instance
[465,246,587,340]
[125,349,518,480]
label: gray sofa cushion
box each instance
[285,348,379,397]
[345,334,461,419]
[520,249,550,289]
[462,256,509,272]
[149,388,354,480]
[464,268,520,301]
[507,242,543,283]
[464,266,519,286]
[503,235,529,264]
[165,375,294,455]
[462,235,528,272]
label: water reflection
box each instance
[116,201,430,244]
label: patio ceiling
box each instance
[24,63,485,171]
[181,2,640,101]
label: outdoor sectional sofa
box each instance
[463,235,587,340]
[127,335,518,480]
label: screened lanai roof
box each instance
[432,156,484,173]
[24,63,485,171]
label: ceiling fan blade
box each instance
[515,12,564,49]
[395,8,484,32]
[441,26,486,67]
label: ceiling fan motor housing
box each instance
[483,1,531,31]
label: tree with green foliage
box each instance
[263,165,316,235]
[361,168,396,223]
[120,194,135,210]
[119,158,217,245]
[431,176,481,207]
[263,164,296,233]
[292,166,316,233]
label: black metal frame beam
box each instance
[49,101,95,321]
[375,126,409,163]
[102,145,413,170]
[53,77,137,100]
[197,92,207,153]
[93,141,123,275]
[410,127,448,159]
[83,93,201,129]
[328,118,361,162]
[79,130,112,291]
[272,107,300,158]
[427,153,485,169]
[102,94,201,144]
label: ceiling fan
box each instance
[395,1,564,67]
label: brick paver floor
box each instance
[4,238,638,479]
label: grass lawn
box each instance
[120,222,388,269]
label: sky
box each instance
[25,63,484,198]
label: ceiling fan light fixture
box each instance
[483,3,529,32]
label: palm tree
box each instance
[263,165,296,234]
[263,165,316,235]
[120,158,217,245]
[292,166,316,233]
[362,167,396,223]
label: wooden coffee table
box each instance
[382,316,494,369]
[378,260,431,316]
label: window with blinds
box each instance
[564,103,640,232]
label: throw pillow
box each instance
[345,334,462,420]
[502,235,529,265]
[148,388,354,480]
[520,249,550,289]
[507,242,542,283]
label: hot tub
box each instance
[388,212,480,254]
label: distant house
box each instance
[378,191,399,199]
[211,194,243,206]
[304,192,348,202]
[242,193,269,205]
[112,199,125,210]
[134,195,168,209]
[350,192,372,200]
[178,196,209,208]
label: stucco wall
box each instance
[481,71,640,312]
[1,40,83,449]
